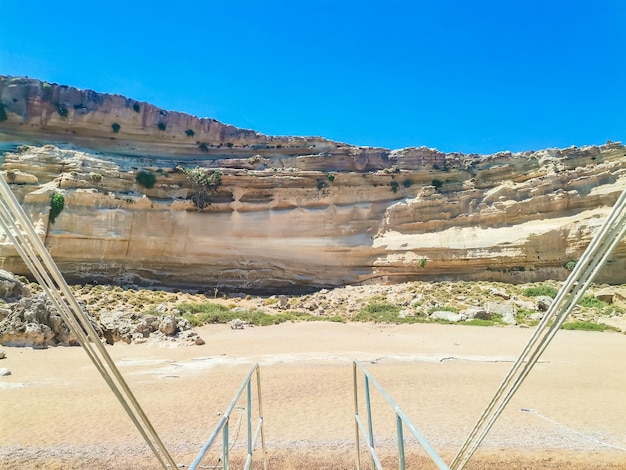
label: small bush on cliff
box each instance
[157,122,166,131]
[0,104,7,122]
[135,170,156,189]
[185,129,195,137]
[564,260,577,271]
[327,172,335,182]
[133,102,140,113]
[178,166,223,209]
[111,123,121,133]
[57,105,69,118]
[49,193,65,224]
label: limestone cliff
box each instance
[0,75,625,291]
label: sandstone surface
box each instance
[1,75,625,290]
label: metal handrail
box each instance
[189,364,267,470]
[353,360,449,470]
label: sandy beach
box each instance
[1,322,625,469]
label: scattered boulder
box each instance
[277,295,289,309]
[0,349,5,359]
[230,318,245,329]
[100,311,193,345]
[485,302,517,325]
[536,296,554,312]
[158,315,178,336]
[513,299,536,311]
[463,307,490,320]
[0,368,10,376]
[594,288,615,304]
[489,288,510,300]
[430,311,468,323]
[99,311,135,345]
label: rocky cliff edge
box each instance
[0,75,625,291]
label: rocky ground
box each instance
[0,269,625,353]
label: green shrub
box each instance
[111,123,121,133]
[390,181,399,193]
[49,193,65,224]
[564,260,577,270]
[431,179,443,190]
[185,129,195,137]
[57,105,68,118]
[177,302,327,327]
[402,179,413,188]
[133,102,140,113]
[198,143,209,152]
[157,122,166,131]
[354,302,401,322]
[89,172,103,183]
[418,258,427,269]
[179,167,223,209]
[226,142,233,148]
[427,305,458,314]
[135,170,156,189]
[524,285,558,298]
[327,172,335,182]
[178,302,235,326]
[578,295,608,308]
[561,321,619,332]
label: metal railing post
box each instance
[190,364,267,470]
[352,360,449,470]
[223,419,229,470]
[247,380,252,458]
[354,361,362,470]
[396,412,405,470]
[256,366,268,470]
[364,375,375,469]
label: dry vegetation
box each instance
[21,280,626,333]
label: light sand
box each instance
[1,322,625,469]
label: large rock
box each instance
[485,302,517,325]
[536,296,554,312]
[0,294,92,348]
[0,270,30,302]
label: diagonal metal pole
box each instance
[0,175,178,469]
[451,187,626,469]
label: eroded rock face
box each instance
[0,294,85,348]
[0,270,30,302]
[1,75,625,289]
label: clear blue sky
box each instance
[1,1,625,154]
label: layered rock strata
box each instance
[0,76,625,290]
